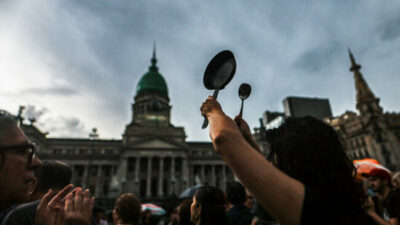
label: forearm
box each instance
[208,114,305,225]
[367,210,391,225]
[244,134,262,153]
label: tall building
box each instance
[254,50,400,170]
[18,47,236,207]
[283,96,332,119]
[326,50,400,170]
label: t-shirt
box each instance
[301,187,377,225]
[1,200,38,225]
[383,190,400,221]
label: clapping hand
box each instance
[63,188,94,225]
[35,185,94,225]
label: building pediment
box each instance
[128,137,187,150]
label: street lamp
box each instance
[87,128,99,194]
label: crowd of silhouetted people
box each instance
[1,96,400,225]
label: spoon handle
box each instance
[202,88,219,129]
[239,99,244,117]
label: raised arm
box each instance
[234,115,262,154]
[201,96,305,225]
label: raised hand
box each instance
[200,96,223,118]
[234,115,252,139]
[35,184,74,225]
[234,115,262,154]
[64,188,95,225]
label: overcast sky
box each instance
[1,0,399,141]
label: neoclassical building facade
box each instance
[21,49,236,203]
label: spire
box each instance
[150,42,158,72]
[348,49,382,115]
[348,48,361,72]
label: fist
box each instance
[200,96,223,117]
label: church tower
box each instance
[348,49,383,116]
[327,50,400,170]
[123,46,186,144]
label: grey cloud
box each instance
[43,116,86,137]
[293,42,343,73]
[379,17,400,41]
[22,87,78,96]
[2,0,400,141]
[24,105,48,121]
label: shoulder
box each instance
[301,187,375,225]
[2,200,40,225]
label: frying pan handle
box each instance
[201,89,219,129]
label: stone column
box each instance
[82,165,89,189]
[189,165,194,186]
[158,157,164,197]
[182,158,189,189]
[117,157,128,194]
[222,165,227,191]
[95,164,103,196]
[146,157,152,197]
[201,165,205,185]
[211,165,216,186]
[70,164,75,185]
[135,157,140,194]
[170,157,175,195]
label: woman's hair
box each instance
[114,193,141,225]
[266,116,363,207]
[178,199,194,225]
[392,172,400,189]
[194,186,228,225]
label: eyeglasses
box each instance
[0,142,36,164]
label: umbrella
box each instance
[179,184,203,199]
[353,158,390,179]
[141,203,166,216]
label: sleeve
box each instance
[1,208,29,225]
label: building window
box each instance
[52,148,62,154]
[106,149,113,155]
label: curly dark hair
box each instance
[195,186,228,225]
[266,116,363,209]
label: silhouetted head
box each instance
[35,160,72,193]
[266,116,362,204]
[226,181,246,205]
[178,199,194,225]
[191,186,228,225]
[113,193,141,225]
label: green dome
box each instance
[136,50,168,96]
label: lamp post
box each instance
[87,128,99,194]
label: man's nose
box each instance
[30,155,42,169]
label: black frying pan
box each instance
[202,50,236,129]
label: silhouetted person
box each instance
[0,110,42,223]
[365,168,400,225]
[2,160,73,225]
[226,181,253,225]
[190,186,228,225]
[113,193,141,225]
[178,199,194,225]
[201,97,376,225]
